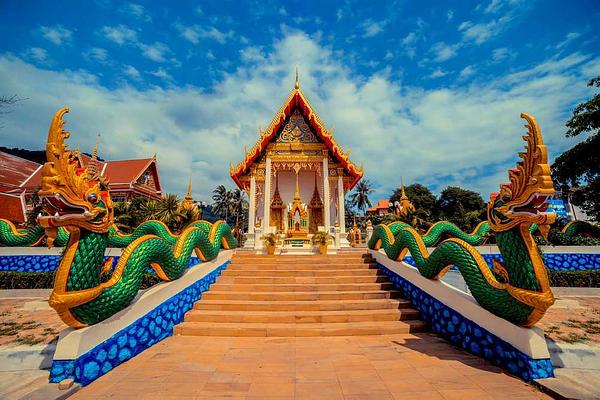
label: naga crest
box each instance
[37,108,113,243]
[487,113,556,236]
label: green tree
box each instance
[350,180,374,216]
[390,183,439,223]
[438,186,486,230]
[211,185,231,222]
[229,188,248,231]
[552,76,600,221]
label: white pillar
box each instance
[263,157,272,233]
[322,156,330,233]
[248,174,256,233]
[337,173,346,234]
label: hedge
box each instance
[548,270,600,288]
[0,272,161,290]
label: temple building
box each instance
[0,147,163,224]
[230,75,363,250]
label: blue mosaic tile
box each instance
[49,260,229,386]
[377,262,554,381]
[402,252,599,271]
[0,255,200,273]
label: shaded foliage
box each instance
[350,179,374,216]
[552,75,600,221]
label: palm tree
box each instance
[229,189,248,232]
[153,194,181,227]
[350,180,374,216]
[212,185,232,222]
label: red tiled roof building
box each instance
[0,150,163,222]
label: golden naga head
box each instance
[487,113,556,238]
[37,108,113,243]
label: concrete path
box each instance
[71,333,550,400]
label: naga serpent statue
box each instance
[0,219,186,248]
[35,107,237,328]
[369,113,556,327]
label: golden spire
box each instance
[401,177,407,200]
[87,134,100,179]
[295,67,299,89]
[185,174,193,201]
[294,170,300,199]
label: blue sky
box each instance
[0,0,599,202]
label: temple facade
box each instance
[230,76,363,250]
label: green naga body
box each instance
[386,220,491,247]
[0,219,201,248]
[52,221,236,327]
[369,113,557,327]
[33,107,237,328]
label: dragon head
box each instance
[37,108,113,245]
[487,113,556,238]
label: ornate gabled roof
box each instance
[230,79,363,190]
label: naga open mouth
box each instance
[508,193,550,217]
[37,193,92,225]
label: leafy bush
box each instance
[548,270,600,288]
[0,272,162,290]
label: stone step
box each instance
[184,308,420,323]
[232,254,371,260]
[202,290,402,301]
[209,282,396,292]
[226,263,378,270]
[193,298,411,311]
[216,275,391,284]
[174,320,427,337]
[231,258,375,265]
[221,268,385,277]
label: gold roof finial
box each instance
[295,67,300,89]
[401,177,407,199]
[294,170,300,199]
[87,133,100,179]
[185,174,193,199]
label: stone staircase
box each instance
[174,252,426,337]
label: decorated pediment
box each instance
[230,77,363,190]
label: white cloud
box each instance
[123,3,150,21]
[0,33,596,201]
[102,25,138,45]
[123,65,141,80]
[139,42,170,62]
[361,19,388,38]
[40,25,73,46]
[429,67,448,79]
[430,42,461,62]
[150,67,174,82]
[459,65,476,79]
[83,47,109,63]
[176,24,234,45]
[554,32,582,50]
[447,10,454,21]
[23,47,48,63]
[384,51,393,61]
[492,47,510,62]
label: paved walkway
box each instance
[72,333,550,400]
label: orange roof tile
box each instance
[367,199,391,212]
[230,84,363,190]
[0,151,41,193]
[0,192,26,223]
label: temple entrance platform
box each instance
[70,334,550,399]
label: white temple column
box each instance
[248,174,256,233]
[263,157,272,233]
[322,155,330,233]
[337,173,346,234]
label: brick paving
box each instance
[0,298,66,348]
[537,296,600,345]
[71,333,550,400]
